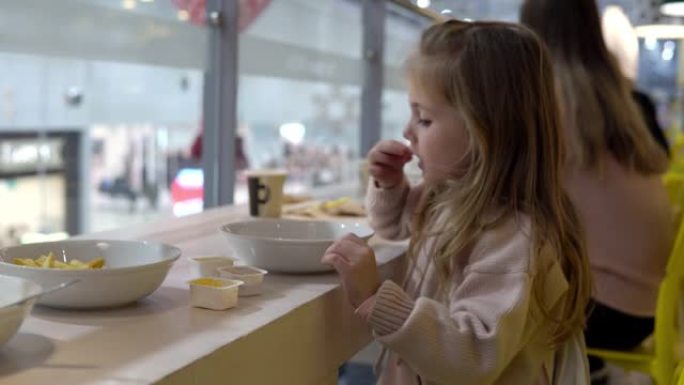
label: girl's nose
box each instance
[403,124,414,142]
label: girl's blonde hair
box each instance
[521,0,668,174]
[406,20,591,346]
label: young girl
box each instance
[322,20,592,384]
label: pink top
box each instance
[565,154,673,316]
[359,179,589,385]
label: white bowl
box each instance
[0,275,42,346]
[0,240,181,309]
[220,219,374,273]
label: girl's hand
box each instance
[321,233,381,308]
[367,140,413,189]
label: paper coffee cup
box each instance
[246,169,288,217]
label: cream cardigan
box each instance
[357,179,590,385]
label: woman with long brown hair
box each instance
[521,1,673,383]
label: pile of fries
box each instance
[284,197,367,218]
[13,252,105,269]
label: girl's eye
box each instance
[417,119,432,127]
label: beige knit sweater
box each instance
[359,179,590,385]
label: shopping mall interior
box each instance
[0,0,675,239]
[3,0,684,384]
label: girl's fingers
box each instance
[379,148,413,163]
[324,240,343,255]
[323,234,371,268]
[324,240,357,263]
[337,237,373,263]
[340,233,364,245]
[369,150,409,168]
[332,238,364,256]
[321,252,350,272]
[368,165,400,180]
[373,140,412,158]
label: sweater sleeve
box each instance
[368,273,533,384]
[365,220,565,385]
[365,177,423,241]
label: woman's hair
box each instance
[406,20,591,346]
[520,0,667,174]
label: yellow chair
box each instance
[676,362,684,385]
[587,216,684,385]
[664,173,684,225]
[664,173,684,208]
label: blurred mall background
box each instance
[0,0,680,247]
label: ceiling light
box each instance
[122,0,136,10]
[177,9,190,21]
[440,9,452,15]
[416,0,431,9]
[661,0,684,17]
[279,122,306,145]
[662,40,676,60]
[635,24,684,39]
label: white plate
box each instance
[0,240,181,309]
[220,219,373,273]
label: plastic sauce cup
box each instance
[189,256,237,277]
[188,277,243,310]
[217,266,268,296]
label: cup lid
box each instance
[245,169,288,177]
[217,265,268,276]
[188,277,244,288]
[189,256,236,263]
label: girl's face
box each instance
[403,79,471,183]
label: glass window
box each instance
[418,0,523,21]
[637,38,682,138]
[382,4,430,141]
[0,0,208,245]
[236,0,364,202]
[381,0,521,145]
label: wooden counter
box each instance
[0,203,407,385]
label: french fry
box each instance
[87,258,105,269]
[20,258,39,267]
[11,253,106,269]
[12,258,35,267]
[41,253,54,268]
[53,261,72,269]
[320,197,350,210]
[69,260,87,269]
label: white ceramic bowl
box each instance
[0,275,42,346]
[0,240,181,309]
[220,219,374,273]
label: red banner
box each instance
[172,0,272,32]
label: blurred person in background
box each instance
[601,5,669,156]
[521,1,673,384]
